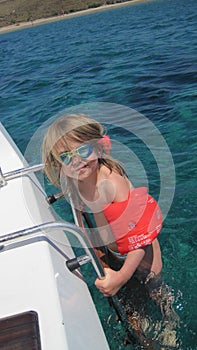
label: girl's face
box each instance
[56,138,99,181]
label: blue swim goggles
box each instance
[59,144,93,165]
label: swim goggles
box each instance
[59,144,93,165]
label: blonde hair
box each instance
[42,113,125,188]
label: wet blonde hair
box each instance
[42,113,125,188]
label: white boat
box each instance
[0,123,110,349]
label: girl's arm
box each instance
[95,248,145,297]
[92,168,140,296]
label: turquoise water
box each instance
[0,0,196,348]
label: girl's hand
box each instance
[95,249,145,297]
[95,268,125,297]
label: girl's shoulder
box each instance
[99,165,133,202]
[99,164,124,184]
[99,164,124,178]
[99,164,112,178]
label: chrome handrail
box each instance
[0,164,43,187]
[0,163,105,278]
[0,221,105,279]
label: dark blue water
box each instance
[0,0,196,348]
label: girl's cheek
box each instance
[88,159,99,171]
[61,165,72,177]
[91,150,99,160]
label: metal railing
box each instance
[0,163,105,278]
[0,221,105,279]
[0,164,43,187]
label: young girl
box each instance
[42,113,164,298]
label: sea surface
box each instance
[0,0,196,348]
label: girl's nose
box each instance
[71,154,83,165]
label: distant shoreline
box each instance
[0,0,151,34]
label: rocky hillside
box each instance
[0,0,129,27]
